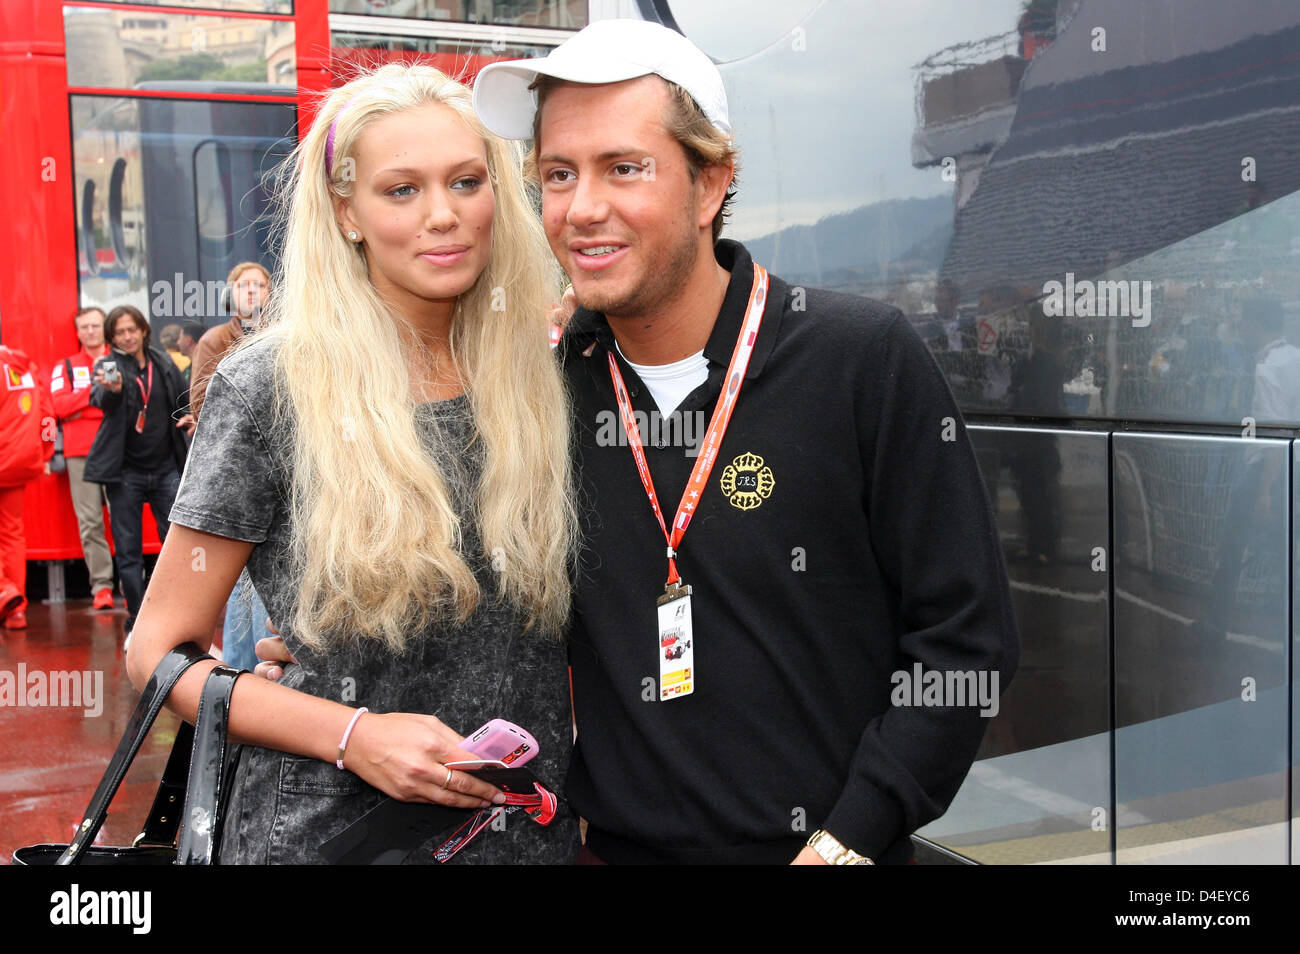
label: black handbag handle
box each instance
[134,720,196,847]
[175,665,242,865]
[57,642,214,865]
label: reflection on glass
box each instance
[665,0,822,63]
[700,0,1022,263]
[74,98,147,310]
[918,428,1110,864]
[195,141,234,262]
[1292,442,1300,866]
[72,95,295,323]
[331,32,555,86]
[80,0,291,11]
[669,0,1300,865]
[328,0,584,28]
[917,2,1300,426]
[1113,434,1288,864]
[930,192,1300,426]
[681,0,1300,429]
[65,7,295,90]
[1103,197,1300,426]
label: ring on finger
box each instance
[442,767,454,790]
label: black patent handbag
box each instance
[12,642,242,865]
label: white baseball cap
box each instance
[473,19,731,141]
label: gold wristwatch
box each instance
[807,829,875,865]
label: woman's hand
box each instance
[251,623,499,807]
[254,625,501,808]
[176,412,197,436]
[254,622,292,682]
[547,285,578,342]
[343,710,505,810]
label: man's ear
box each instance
[696,158,734,231]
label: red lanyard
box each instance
[134,358,154,410]
[606,262,769,587]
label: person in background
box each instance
[85,305,195,637]
[1196,297,1299,644]
[178,322,205,383]
[188,262,270,418]
[159,323,191,378]
[188,263,274,671]
[51,306,117,610]
[933,278,976,352]
[0,344,56,629]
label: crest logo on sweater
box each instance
[719,452,774,511]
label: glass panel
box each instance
[328,0,585,29]
[918,428,1111,864]
[71,94,296,324]
[78,0,292,13]
[668,0,1300,866]
[689,0,1024,269]
[194,140,235,260]
[1293,440,1300,866]
[73,97,147,305]
[65,6,296,91]
[1113,433,1289,863]
[331,31,555,85]
[946,189,1300,426]
[672,0,1300,429]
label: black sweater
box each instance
[560,240,1019,864]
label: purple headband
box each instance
[324,99,353,174]
[324,112,341,172]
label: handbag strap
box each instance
[133,720,195,847]
[175,665,242,865]
[57,642,213,865]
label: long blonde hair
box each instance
[247,64,575,650]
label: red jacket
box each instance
[51,345,109,457]
[0,346,56,487]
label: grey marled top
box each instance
[170,336,577,864]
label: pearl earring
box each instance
[348,231,358,241]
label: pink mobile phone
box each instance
[458,718,538,768]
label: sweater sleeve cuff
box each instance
[822,780,906,862]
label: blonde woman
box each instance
[125,64,579,864]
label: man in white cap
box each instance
[471,18,1019,866]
